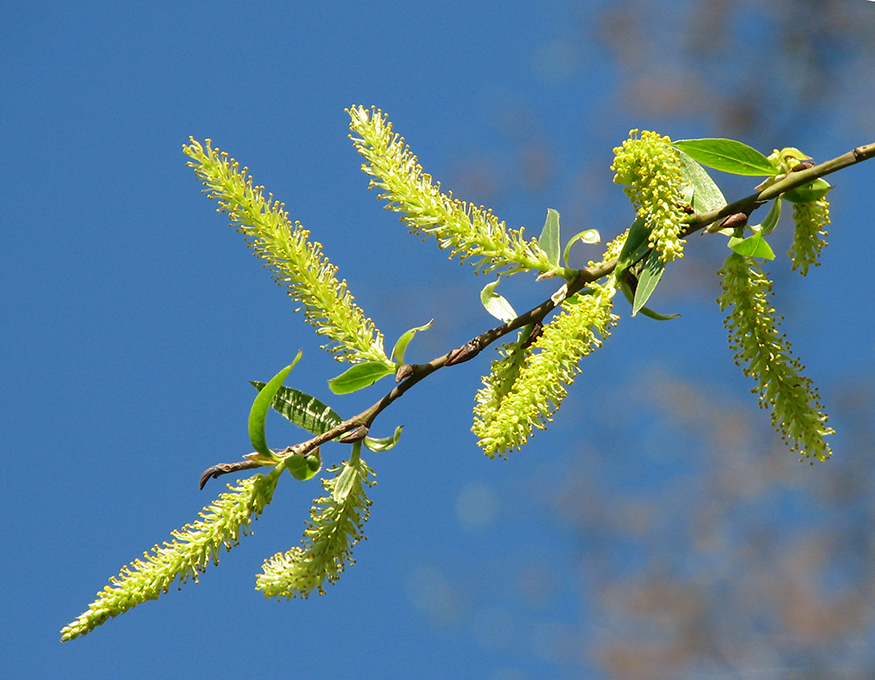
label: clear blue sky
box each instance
[3,2,875,678]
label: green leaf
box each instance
[332,443,362,503]
[755,199,782,237]
[248,351,302,459]
[390,320,433,364]
[782,178,832,204]
[364,425,404,452]
[677,149,727,213]
[480,280,517,323]
[674,139,778,176]
[328,361,395,394]
[285,451,321,481]
[250,382,342,436]
[616,275,635,306]
[538,208,561,266]
[617,274,678,320]
[637,306,680,321]
[632,251,666,317]
[728,230,776,260]
[615,217,650,278]
[562,229,600,268]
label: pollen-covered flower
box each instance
[718,252,833,461]
[788,198,830,276]
[611,130,687,262]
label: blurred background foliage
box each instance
[408,2,875,677]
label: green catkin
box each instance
[256,457,374,599]
[348,106,554,276]
[788,198,830,276]
[473,282,618,457]
[61,470,281,641]
[718,253,833,461]
[183,139,388,365]
[611,130,687,262]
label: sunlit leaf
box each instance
[480,280,517,323]
[677,149,728,213]
[755,199,782,237]
[562,229,600,268]
[632,251,666,317]
[538,208,561,266]
[728,231,776,260]
[248,351,302,459]
[674,138,778,176]
[332,443,363,503]
[328,361,395,394]
[637,307,680,321]
[618,275,678,320]
[390,320,433,364]
[250,382,342,436]
[615,217,650,278]
[285,450,321,481]
[782,178,832,204]
[364,425,404,452]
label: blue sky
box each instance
[3,2,875,678]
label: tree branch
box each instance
[200,141,874,487]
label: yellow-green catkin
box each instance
[718,253,833,461]
[348,106,553,276]
[256,457,374,599]
[183,138,388,365]
[788,198,830,276]
[61,470,281,641]
[611,130,687,262]
[473,282,618,457]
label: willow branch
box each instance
[200,141,874,486]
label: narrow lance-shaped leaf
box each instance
[616,276,679,321]
[390,320,433,364]
[632,251,666,317]
[250,382,342,436]
[756,199,782,237]
[614,217,650,279]
[249,352,302,460]
[538,208,561,266]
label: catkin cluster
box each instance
[348,106,553,276]
[183,138,388,365]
